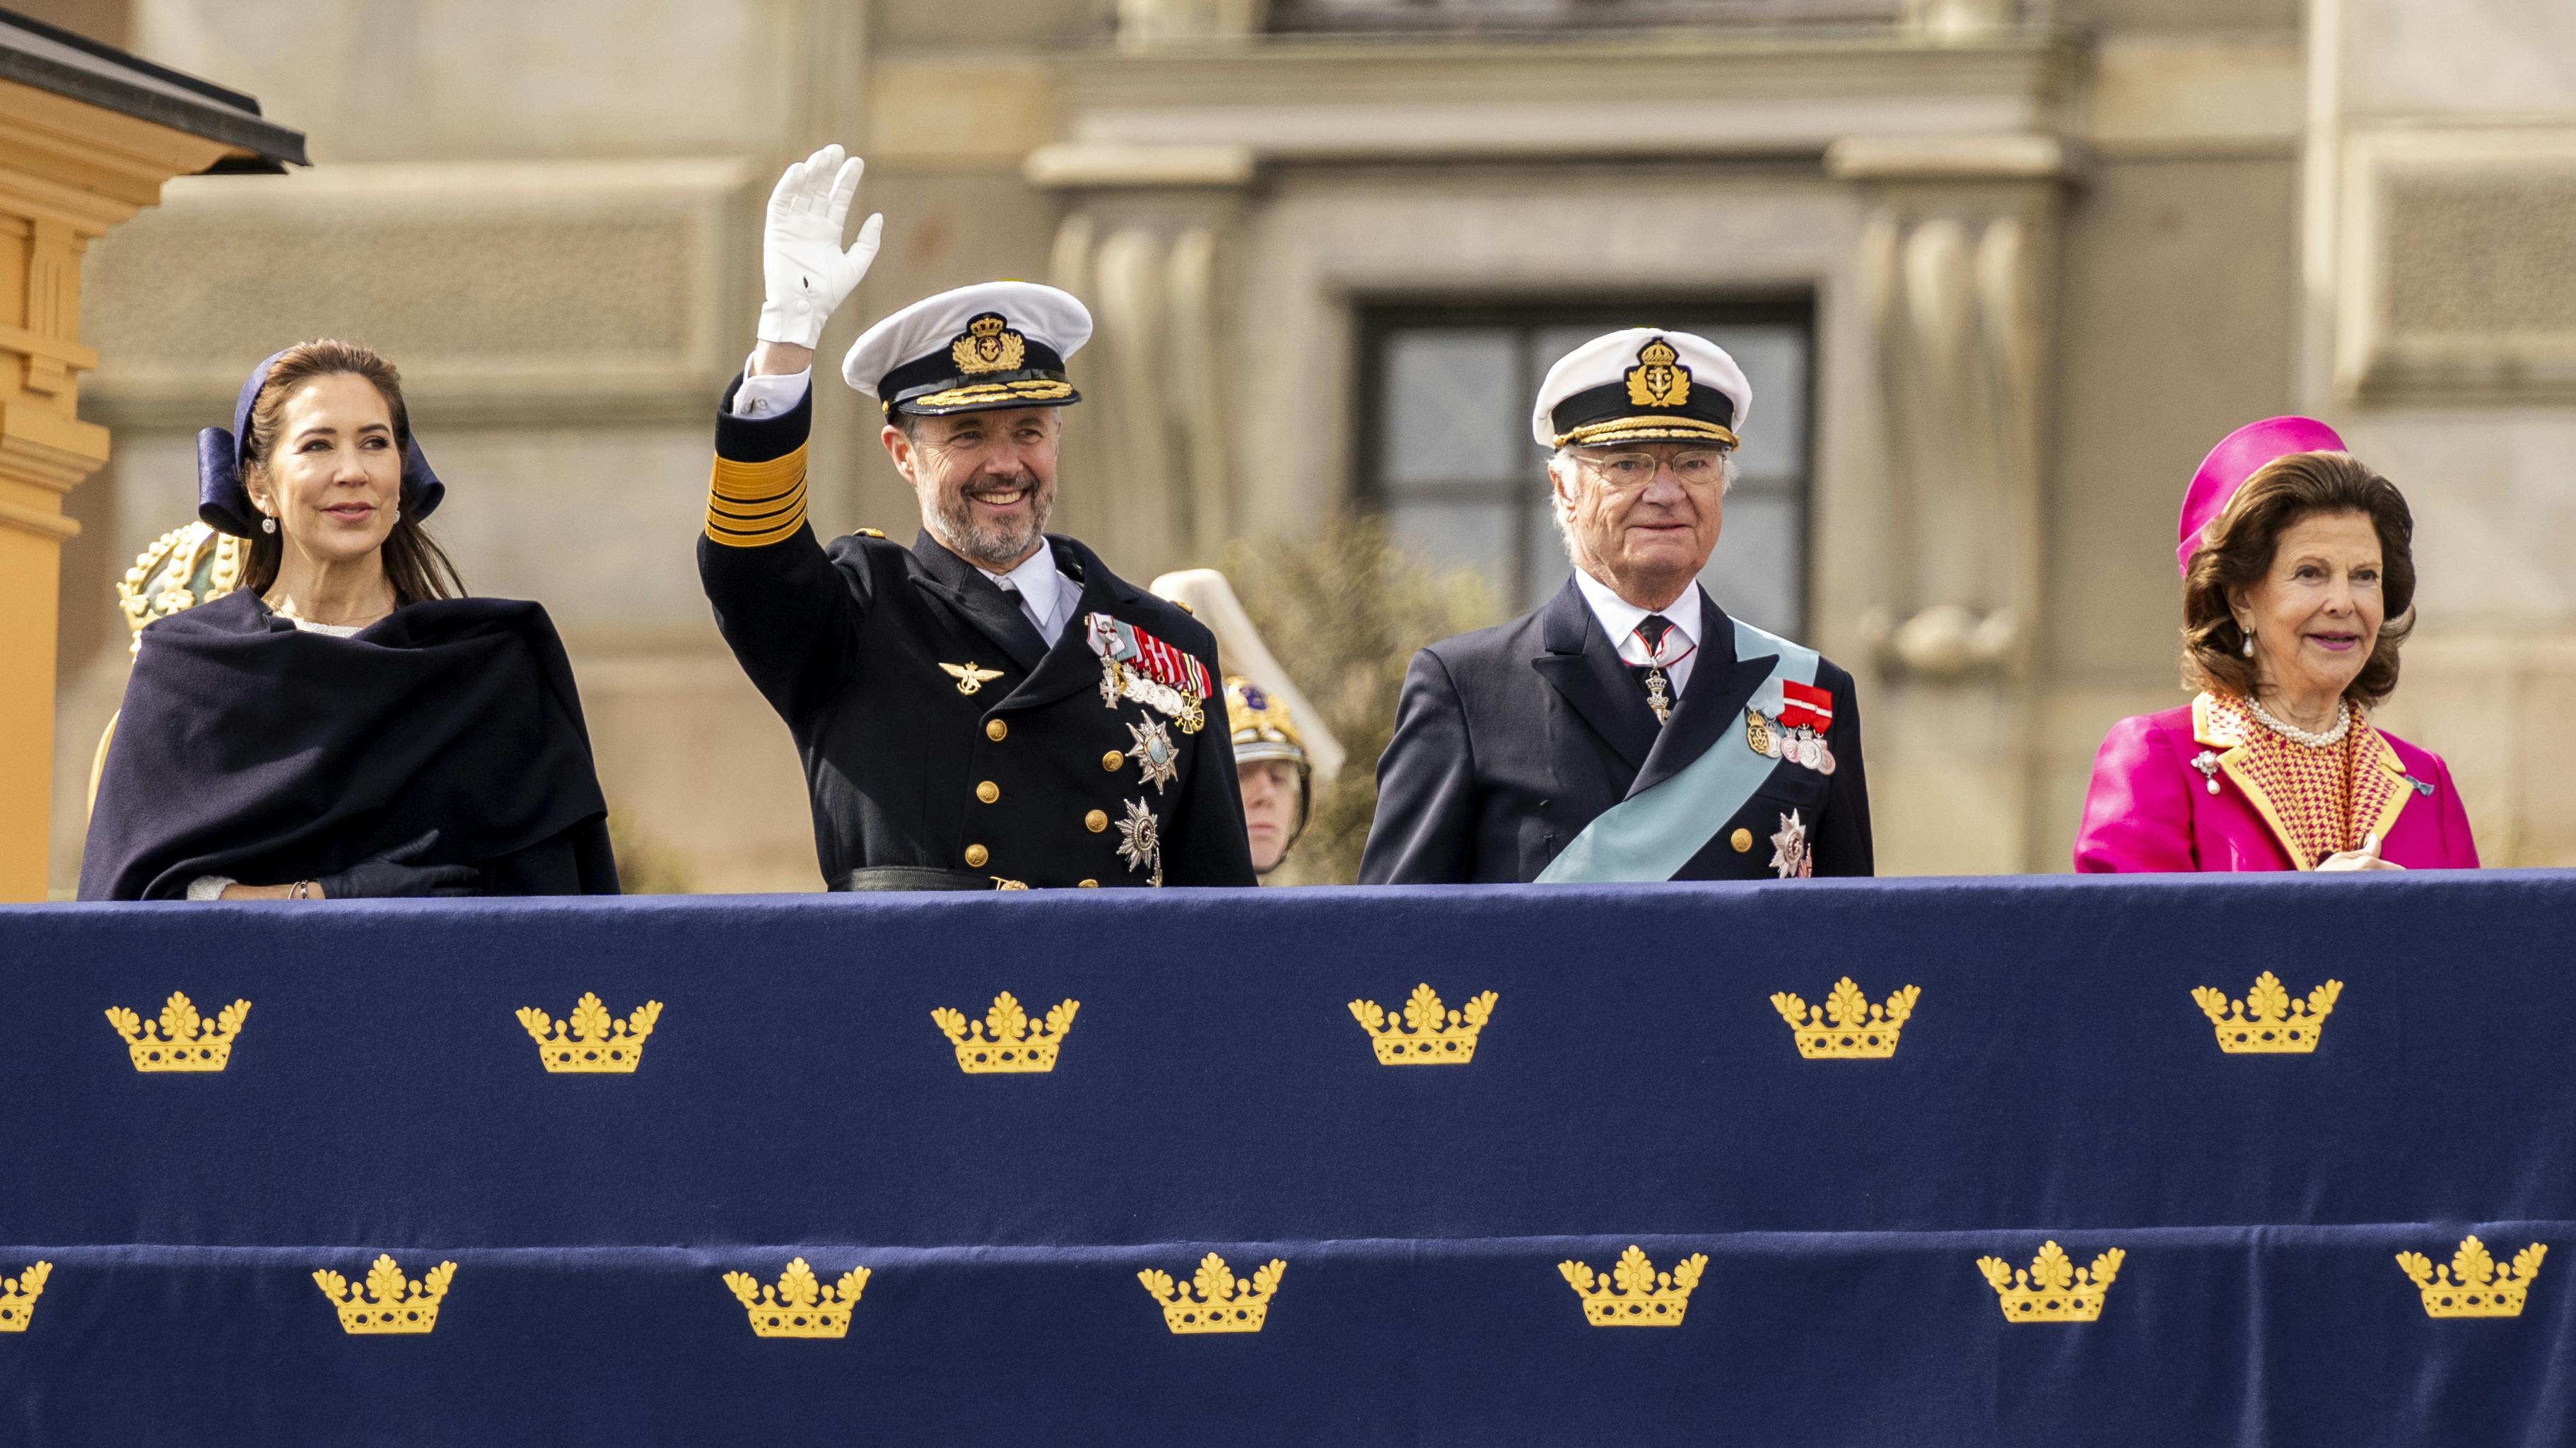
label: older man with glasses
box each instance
[1360,328,1872,884]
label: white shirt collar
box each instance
[978,546,1074,635]
[1571,567,1701,661]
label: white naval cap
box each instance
[1530,327,1751,449]
[841,280,1094,416]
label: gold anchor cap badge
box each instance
[940,661,1006,695]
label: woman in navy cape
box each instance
[80,341,618,900]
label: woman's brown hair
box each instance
[2180,449,2415,709]
[235,339,464,605]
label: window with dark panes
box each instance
[1355,300,1815,637]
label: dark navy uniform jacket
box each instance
[698,378,1255,890]
[1358,577,1871,884]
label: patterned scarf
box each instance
[2206,694,2401,866]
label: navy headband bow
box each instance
[197,348,444,538]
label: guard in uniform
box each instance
[699,145,1254,890]
[1150,567,1345,879]
[1359,327,1871,884]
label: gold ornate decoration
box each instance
[905,379,1075,411]
[1225,676,1307,767]
[313,1255,457,1335]
[105,992,250,1072]
[940,661,1005,695]
[1745,708,1775,758]
[2396,1237,2546,1319]
[1558,1246,1708,1327]
[951,312,1030,375]
[1977,1242,2125,1323]
[1347,984,1497,1065]
[0,1261,50,1333]
[1138,1253,1284,1334]
[932,991,1079,1073]
[515,993,663,1073]
[117,522,248,654]
[1623,336,1692,408]
[724,1257,871,1338]
[1769,979,1919,1059]
[2190,972,2340,1053]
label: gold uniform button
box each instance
[1101,750,1124,772]
[964,844,989,868]
[985,719,1007,742]
[1078,878,1099,888]
[1084,809,1108,833]
[976,780,1000,804]
[1731,828,1753,853]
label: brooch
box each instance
[2189,750,2223,795]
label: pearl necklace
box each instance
[2244,695,2353,749]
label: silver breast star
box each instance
[1115,797,1163,887]
[1769,809,1813,880]
[1125,717,1179,794]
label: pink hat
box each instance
[2175,416,2346,577]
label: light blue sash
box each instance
[1535,617,1820,884]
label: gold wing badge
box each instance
[940,661,1007,696]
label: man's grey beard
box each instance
[930,471,1053,570]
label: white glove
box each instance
[756,144,883,350]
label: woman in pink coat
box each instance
[2075,418,2478,873]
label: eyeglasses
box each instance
[1574,449,1729,488]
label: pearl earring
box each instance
[2241,630,2255,658]
[261,516,276,535]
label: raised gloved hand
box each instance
[316,830,481,899]
[756,143,883,351]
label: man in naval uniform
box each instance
[1359,328,1871,884]
[699,145,1255,890]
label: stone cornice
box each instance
[1041,27,2083,163]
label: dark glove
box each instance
[316,830,481,899]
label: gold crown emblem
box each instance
[313,1254,457,1335]
[105,992,250,1071]
[1139,1253,1284,1334]
[2396,1236,2546,1319]
[1624,336,1691,408]
[952,312,1028,375]
[515,992,662,1072]
[724,1257,872,1338]
[1347,984,1496,1064]
[0,1261,50,1333]
[932,991,1078,1073]
[1977,1242,2125,1323]
[1769,978,1919,1059]
[1558,1246,1708,1327]
[2190,972,2340,1053]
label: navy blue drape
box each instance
[3,873,2570,1444]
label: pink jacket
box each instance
[2074,697,2479,873]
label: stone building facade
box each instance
[37,0,2576,890]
